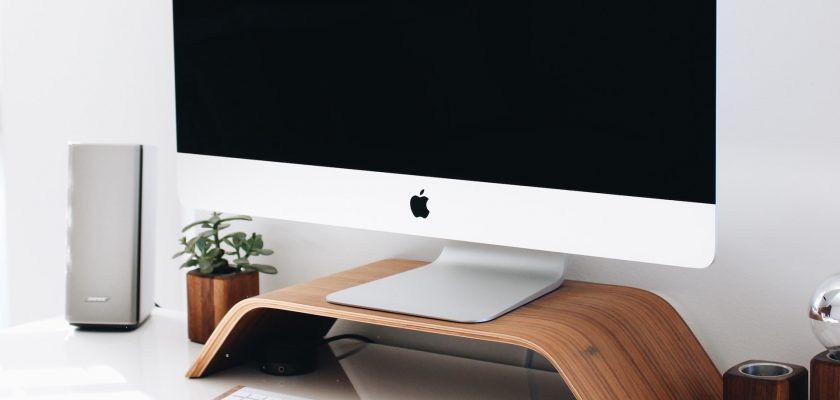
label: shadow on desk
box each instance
[332,341,573,400]
[210,340,573,400]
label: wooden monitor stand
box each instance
[187,260,722,400]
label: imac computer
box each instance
[174,0,716,322]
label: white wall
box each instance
[1,0,839,374]
[0,153,8,328]
[0,0,8,329]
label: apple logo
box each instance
[410,189,430,218]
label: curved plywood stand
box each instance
[188,260,722,399]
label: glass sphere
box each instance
[810,273,840,356]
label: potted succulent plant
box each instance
[173,212,278,343]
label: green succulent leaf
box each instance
[196,238,208,252]
[181,220,210,232]
[198,259,213,274]
[254,235,264,249]
[216,223,231,230]
[179,259,198,269]
[221,232,247,242]
[186,236,199,250]
[197,230,215,238]
[207,213,221,225]
[218,215,252,224]
[247,264,278,274]
[233,258,250,265]
[207,248,221,258]
[252,248,273,256]
[172,250,187,259]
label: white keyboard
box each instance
[221,386,313,400]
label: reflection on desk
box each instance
[0,309,572,399]
[332,340,572,400]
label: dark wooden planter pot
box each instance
[187,270,259,344]
[723,360,807,400]
[811,350,840,400]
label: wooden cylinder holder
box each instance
[811,350,840,400]
[187,270,259,344]
[723,360,807,400]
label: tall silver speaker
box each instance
[65,144,155,329]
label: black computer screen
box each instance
[174,0,716,204]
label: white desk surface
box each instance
[0,309,572,400]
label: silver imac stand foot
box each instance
[326,243,566,323]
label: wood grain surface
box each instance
[187,270,259,344]
[187,259,722,399]
[213,385,244,400]
[811,350,840,400]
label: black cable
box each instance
[322,334,375,361]
[525,349,540,400]
[321,334,375,345]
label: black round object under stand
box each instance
[257,334,375,376]
[257,340,319,376]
